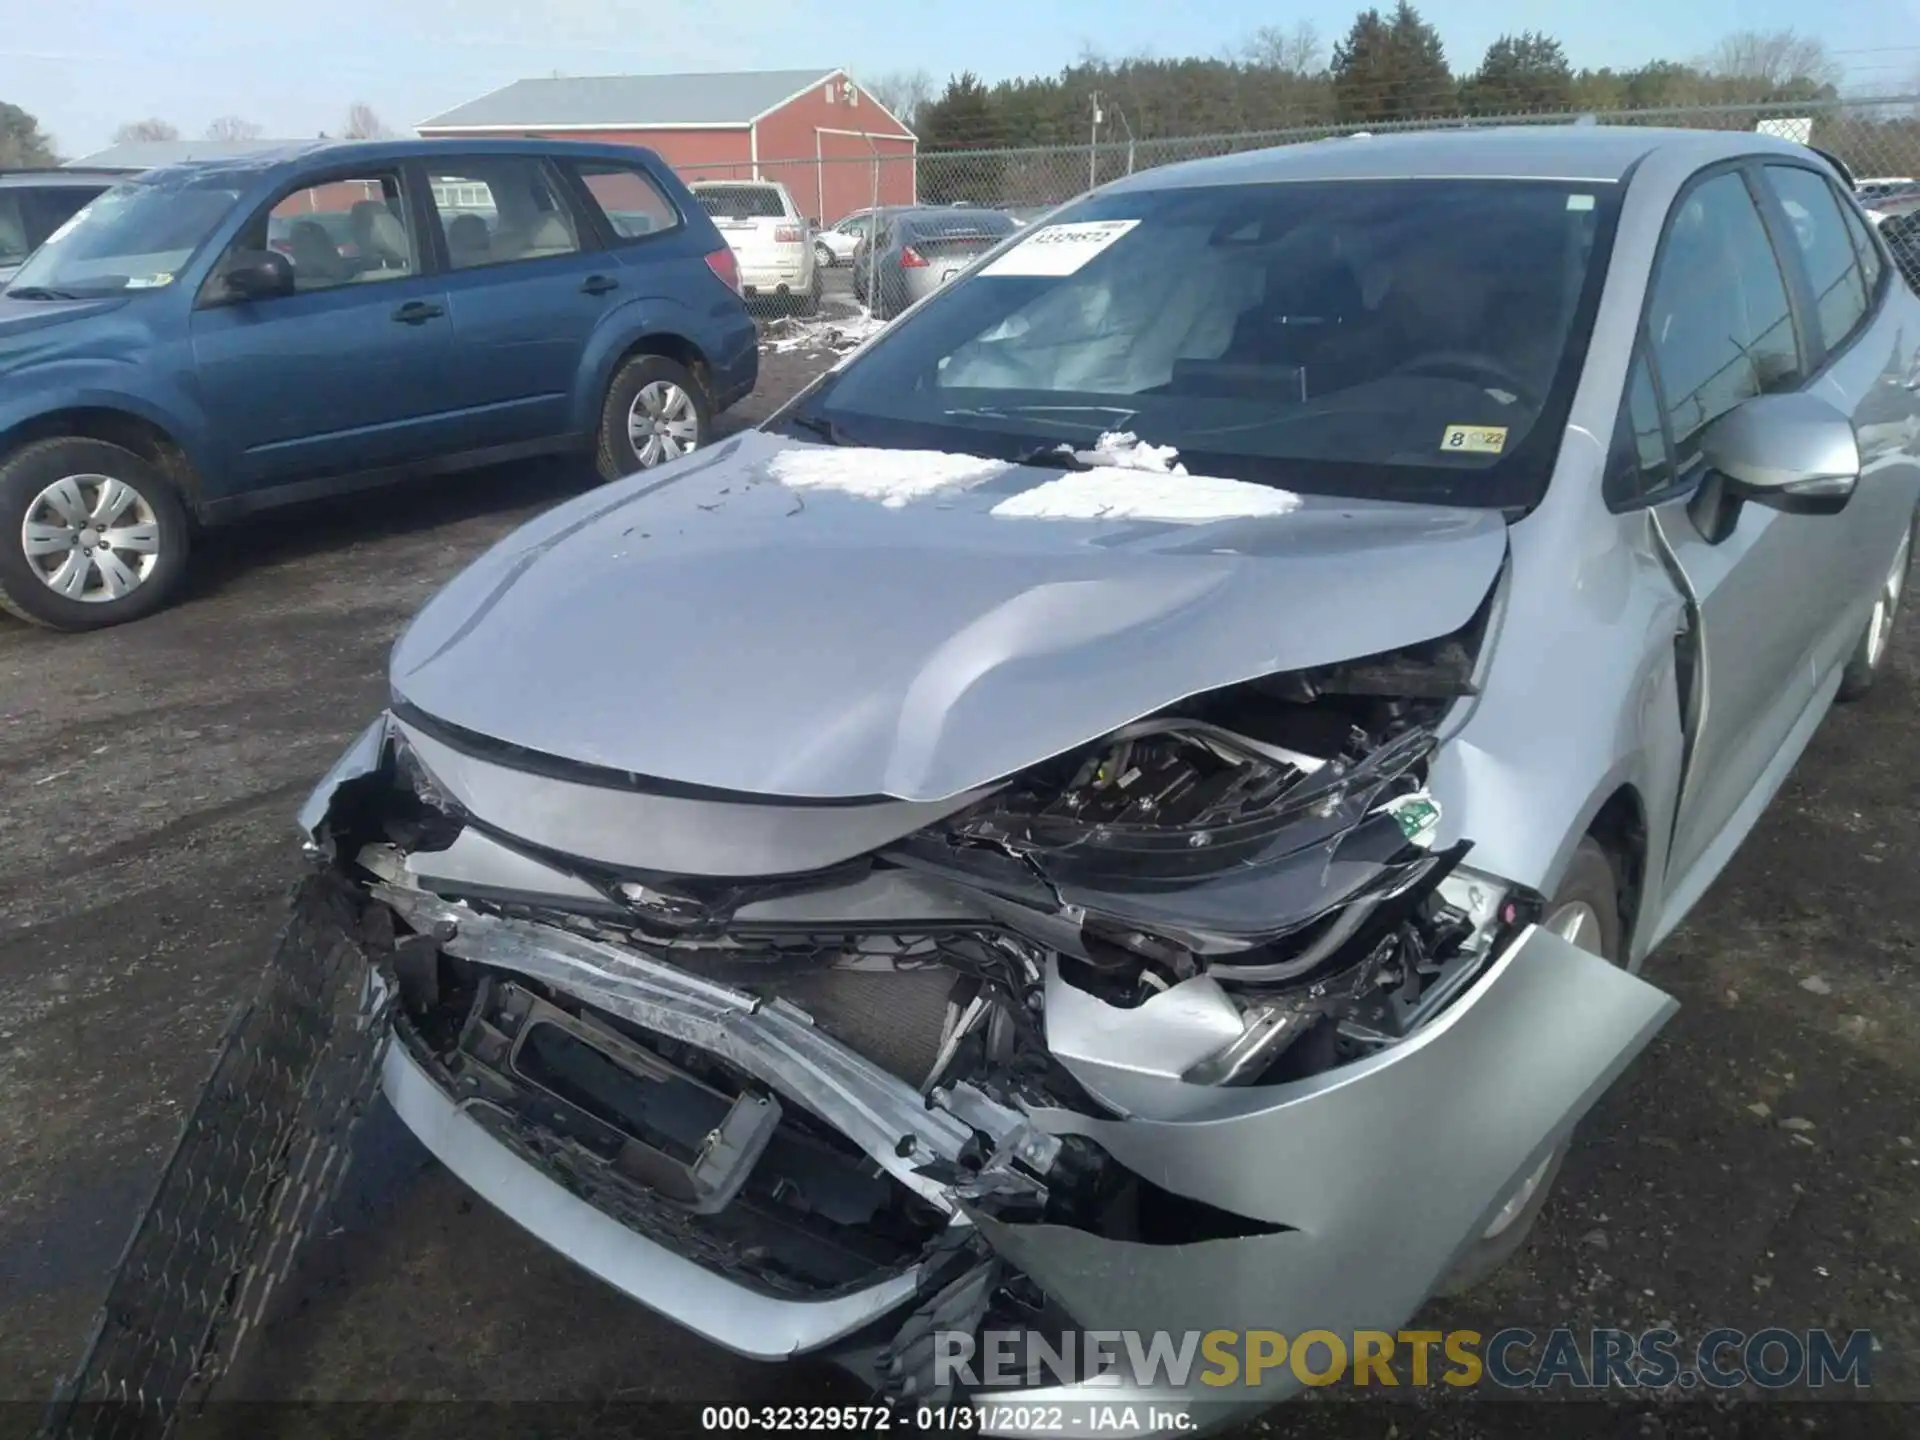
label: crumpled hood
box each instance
[390,431,1508,802]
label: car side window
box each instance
[1836,187,1885,296]
[568,160,681,242]
[1603,346,1677,509]
[426,158,581,270]
[1760,163,1870,359]
[1646,170,1802,469]
[255,173,415,293]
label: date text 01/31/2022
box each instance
[699,1406,1194,1434]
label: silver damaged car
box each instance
[302,126,1919,1431]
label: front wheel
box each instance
[1433,837,1622,1296]
[0,437,192,631]
[1835,508,1914,702]
[814,241,834,270]
[595,355,711,483]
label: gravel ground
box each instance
[1,290,1916,1433]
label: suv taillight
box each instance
[705,246,741,293]
[900,244,928,269]
[775,224,803,244]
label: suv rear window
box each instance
[694,185,786,219]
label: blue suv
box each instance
[0,139,758,630]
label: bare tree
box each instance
[1244,21,1325,75]
[1700,29,1842,88]
[206,115,265,142]
[343,102,391,139]
[113,118,179,143]
[862,69,935,129]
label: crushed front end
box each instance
[301,630,1676,1432]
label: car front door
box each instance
[1638,164,1856,899]
[417,154,617,448]
[190,167,456,494]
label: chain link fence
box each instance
[689,94,1920,322]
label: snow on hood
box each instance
[389,430,1510,802]
[764,431,1303,521]
[764,445,1006,507]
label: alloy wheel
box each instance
[626,381,700,468]
[20,473,162,603]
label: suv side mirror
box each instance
[221,249,295,302]
[1690,392,1860,538]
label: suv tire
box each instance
[595,355,711,483]
[0,437,192,631]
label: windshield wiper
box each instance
[4,285,83,301]
[783,411,848,446]
[1011,441,1091,471]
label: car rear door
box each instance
[413,154,619,448]
[1754,159,1920,656]
[190,165,458,492]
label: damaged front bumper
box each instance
[301,709,1676,1430]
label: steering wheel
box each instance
[1389,350,1540,409]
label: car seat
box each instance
[350,199,410,272]
[445,212,492,268]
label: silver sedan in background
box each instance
[303,125,1918,1433]
[852,206,1020,317]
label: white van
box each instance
[688,179,819,314]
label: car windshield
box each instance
[5,175,241,298]
[785,177,1621,508]
[693,185,785,219]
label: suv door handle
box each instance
[581,274,619,296]
[391,300,444,325]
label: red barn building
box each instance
[417,68,916,224]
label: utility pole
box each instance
[1089,91,1102,189]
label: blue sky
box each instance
[2,0,1913,158]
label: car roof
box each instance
[129,136,681,185]
[0,168,127,188]
[1100,124,1831,194]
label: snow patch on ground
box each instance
[765,446,1007,508]
[991,468,1304,523]
[760,312,890,355]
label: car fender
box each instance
[1427,429,1689,963]
[570,295,727,436]
[0,362,217,497]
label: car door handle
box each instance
[391,300,444,325]
[581,274,619,296]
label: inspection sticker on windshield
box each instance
[124,272,172,289]
[1441,423,1508,455]
[981,219,1140,277]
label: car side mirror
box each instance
[221,249,295,303]
[1689,392,1860,539]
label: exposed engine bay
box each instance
[319,607,1529,1255]
[299,590,1685,1418]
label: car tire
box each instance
[595,354,711,483]
[814,241,834,270]
[795,270,822,318]
[1835,507,1915,703]
[1432,837,1623,1297]
[0,436,192,632]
